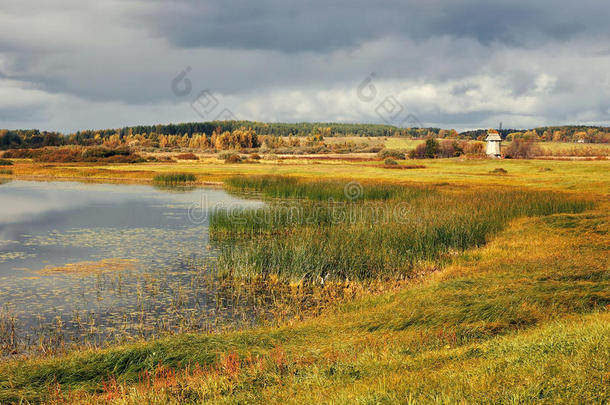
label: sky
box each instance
[1,0,610,133]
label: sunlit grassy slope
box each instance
[0,201,608,403]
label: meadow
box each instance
[0,155,607,403]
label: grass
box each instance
[383,137,425,150]
[0,157,608,403]
[213,178,591,282]
[5,157,610,194]
[152,172,197,186]
[224,175,416,201]
[0,204,607,403]
[537,141,610,156]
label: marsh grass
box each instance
[225,175,417,201]
[214,178,592,282]
[152,172,196,186]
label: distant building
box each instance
[485,130,502,158]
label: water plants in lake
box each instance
[153,172,197,186]
[213,176,593,282]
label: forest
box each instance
[1,122,609,151]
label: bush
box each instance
[224,154,242,164]
[176,153,199,160]
[249,153,262,160]
[504,140,541,159]
[463,141,486,157]
[490,168,508,174]
[438,140,463,158]
[1,146,144,163]
[377,149,406,160]
[2,149,40,159]
[410,138,440,159]
[0,159,13,166]
[0,169,12,175]
[384,158,398,165]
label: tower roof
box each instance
[485,131,502,141]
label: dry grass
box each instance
[34,259,139,276]
[6,157,610,195]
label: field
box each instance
[4,156,609,193]
[0,156,608,404]
[383,137,425,150]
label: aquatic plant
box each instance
[224,175,425,201]
[214,178,592,282]
[152,172,197,185]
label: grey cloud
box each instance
[141,0,610,52]
[0,0,610,132]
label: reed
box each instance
[224,175,425,201]
[214,180,592,282]
[152,172,196,186]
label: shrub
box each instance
[176,153,199,160]
[0,169,12,175]
[224,154,242,164]
[463,141,486,157]
[384,158,398,165]
[438,140,463,158]
[490,168,508,174]
[410,138,440,159]
[0,159,13,166]
[377,149,406,160]
[2,149,41,159]
[504,140,541,159]
[249,153,262,160]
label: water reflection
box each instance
[0,181,263,354]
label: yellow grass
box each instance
[383,137,425,150]
[6,157,609,195]
[34,258,139,276]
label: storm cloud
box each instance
[0,0,609,132]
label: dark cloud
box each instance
[142,0,610,52]
[0,0,609,132]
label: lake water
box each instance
[0,180,262,352]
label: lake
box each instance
[0,180,263,353]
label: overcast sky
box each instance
[1,0,610,132]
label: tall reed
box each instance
[152,172,196,186]
[224,175,427,201]
[215,178,592,282]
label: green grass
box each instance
[214,178,592,282]
[152,172,196,186]
[0,206,607,404]
[224,175,414,201]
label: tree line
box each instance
[1,122,608,151]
